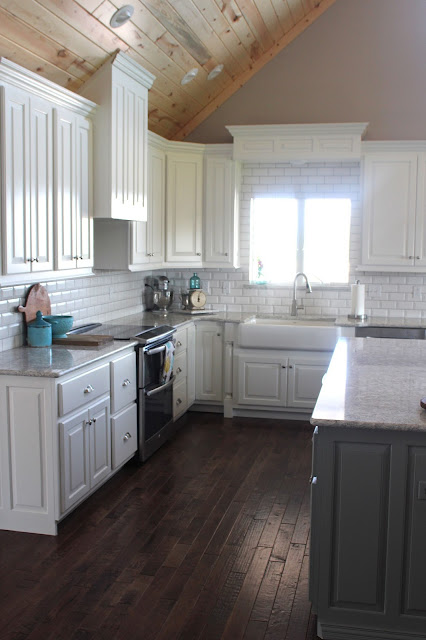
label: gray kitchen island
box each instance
[310,337,426,640]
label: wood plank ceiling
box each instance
[0,0,337,140]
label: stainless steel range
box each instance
[70,322,176,461]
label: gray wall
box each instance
[185,0,426,144]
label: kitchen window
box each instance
[250,197,351,285]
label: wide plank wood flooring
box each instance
[0,413,319,640]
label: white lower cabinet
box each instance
[173,323,195,420]
[0,346,137,536]
[235,349,332,411]
[59,396,110,513]
[195,322,223,403]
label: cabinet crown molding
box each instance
[110,51,155,89]
[227,123,369,162]
[0,57,96,116]
[362,140,426,153]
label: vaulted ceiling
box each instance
[0,0,337,140]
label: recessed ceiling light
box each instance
[110,5,134,28]
[207,64,224,81]
[181,68,199,85]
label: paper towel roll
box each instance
[351,282,365,317]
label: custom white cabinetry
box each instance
[55,107,93,270]
[360,144,426,271]
[234,349,331,411]
[0,346,137,536]
[173,323,195,420]
[195,322,223,403]
[166,145,203,265]
[79,52,155,222]
[0,57,95,282]
[203,147,240,268]
[2,85,54,274]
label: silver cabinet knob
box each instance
[122,378,131,387]
[123,432,132,441]
[281,365,286,369]
[196,252,201,256]
[289,365,293,369]
[84,384,94,394]
[176,341,182,347]
[176,398,182,405]
[409,256,414,259]
[86,419,92,426]
[176,367,182,374]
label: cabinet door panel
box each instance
[287,354,331,409]
[204,156,233,265]
[414,153,426,266]
[149,145,165,263]
[30,97,53,272]
[236,353,287,407]
[362,154,417,266]
[60,409,90,512]
[3,85,31,274]
[195,324,223,402]
[166,152,202,263]
[55,109,76,270]
[330,442,390,611]
[89,398,110,488]
[402,446,426,616]
[75,117,93,268]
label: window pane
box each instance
[250,198,298,283]
[304,199,351,283]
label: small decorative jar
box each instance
[189,272,201,289]
[27,310,52,347]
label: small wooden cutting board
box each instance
[18,284,51,324]
[52,334,114,346]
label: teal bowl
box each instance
[43,315,74,338]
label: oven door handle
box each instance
[145,344,167,356]
[144,378,174,397]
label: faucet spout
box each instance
[291,272,312,316]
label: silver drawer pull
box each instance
[84,384,94,394]
[123,432,132,441]
[122,378,131,387]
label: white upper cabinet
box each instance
[79,52,155,222]
[360,143,426,271]
[2,85,54,275]
[203,146,240,268]
[54,108,93,271]
[165,145,203,265]
[0,57,96,281]
[131,133,166,268]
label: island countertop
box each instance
[311,337,426,431]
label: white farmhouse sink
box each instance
[238,316,341,350]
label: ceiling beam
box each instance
[171,0,338,141]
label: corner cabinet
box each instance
[79,52,155,222]
[203,147,240,268]
[360,144,426,272]
[165,145,204,265]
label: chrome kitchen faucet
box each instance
[290,272,312,316]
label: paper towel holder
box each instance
[348,279,368,321]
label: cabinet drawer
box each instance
[110,351,137,414]
[173,377,187,420]
[174,328,187,354]
[173,351,187,383]
[111,403,137,469]
[58,363,109,416]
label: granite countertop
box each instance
[312,337,426,431]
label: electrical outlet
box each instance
[417,481,426,500]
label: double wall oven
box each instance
[73,323,176,461]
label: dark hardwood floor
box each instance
[0,413,319,640]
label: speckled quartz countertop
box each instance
[312,337,426,431]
